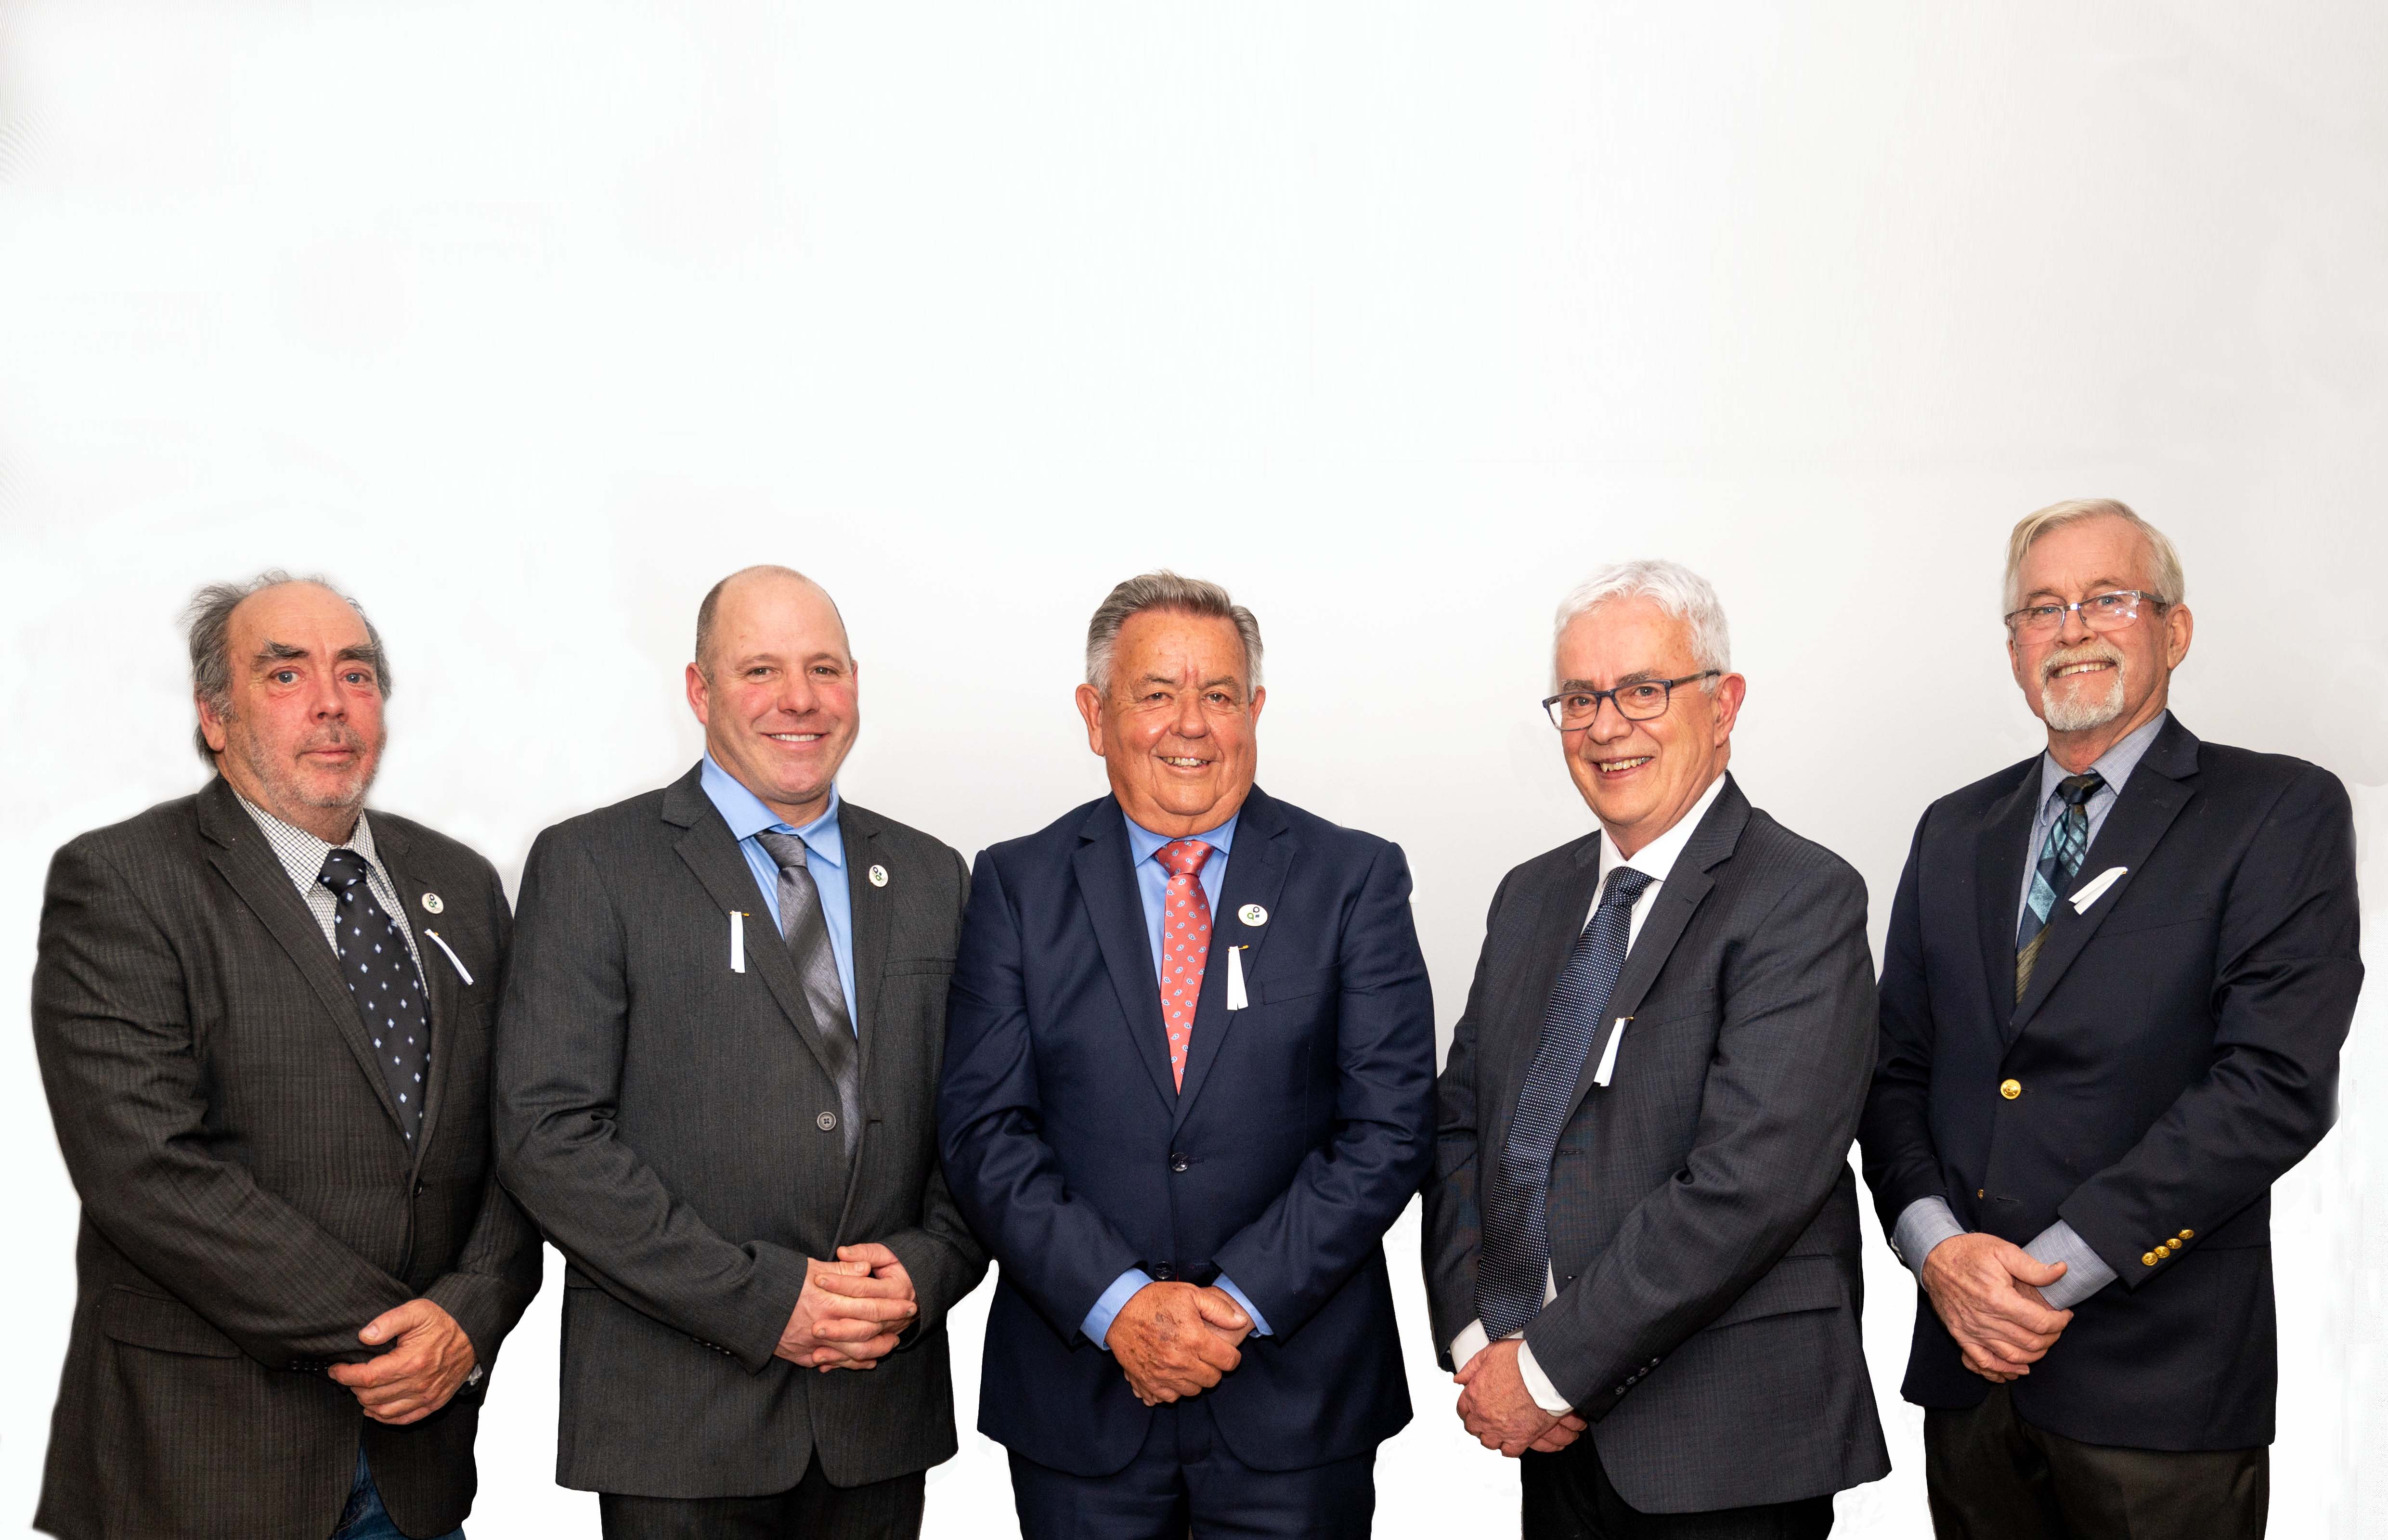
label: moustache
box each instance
[2041,640,2126,682]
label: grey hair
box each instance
[1551,559,1732,688]
[184,571,390,765]
[1084,571,1263,695]
[2002,498,2186,613]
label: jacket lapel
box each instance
[372,818,461,1169]
[1559,776,1746,1123]
[1172,788,1290,1134]
[840,802,894,1085]
[1496,835,1606,1115]
[1974,764,2042,1035]
[197,779,408,1135]
[1071,800,1181,1114]
[2004,718,2201,1044]
[662,766,840,1085]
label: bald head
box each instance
[694,565,850,681]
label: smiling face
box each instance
[1075,608,1264,837]
[686,570,860,826]
[198,581,388,842]
[2006,514,2192,770]
[1552,596,1743,858]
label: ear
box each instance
[1708,673,1746,744]
[685,662,713,728]
[195,693,231,755]
[1246,685,1265,725]
[1074,683,1107,758]
[2165,603,2193,669]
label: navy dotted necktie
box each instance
[2015,771,2103,999]
[319,849,431,1142]
[1478,864,1655,1340]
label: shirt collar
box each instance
[233,788,383,892]
[1597,770,1727,888]
[2038,709,2168,807]
[701,754,845,870]
[1121,802,1240,867]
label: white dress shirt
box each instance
[1452,771,1728,1414]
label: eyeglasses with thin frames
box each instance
[1542,671,1719,732]
[2003,589,2166,642]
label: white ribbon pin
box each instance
[1226,945,1249,1011]
[1591,1016,1631,1087]
[2069,867,2128,914]
[729,909,747,973]
[422,930,474,985]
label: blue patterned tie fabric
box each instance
[319,849,431,1142]
[1477,864,1656,1341]
[2015,771,2103,999]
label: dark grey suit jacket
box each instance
[32,777,542,1540]
[493,765,987,1499]
[1423,776,1890,1514]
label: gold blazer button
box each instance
[1999,1079,2022,1100]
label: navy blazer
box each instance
[938,786,1437,1476]
[1859,716,2362,1450]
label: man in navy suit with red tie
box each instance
[938,571,1437,1539]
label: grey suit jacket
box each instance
[32,776,542,1540]
[1423,775,1890,1514]
[493,764,987,1498]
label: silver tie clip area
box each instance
[422,930,475,986]
[1592,1016,1631,1087]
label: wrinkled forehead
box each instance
[1553,597,1698,683]
[2017,515,2159,597]
[714,574,852,660]
[228,582,369,654]
[1113,609,1251,686]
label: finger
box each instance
[2003,1247,2070,1289]
[811,1270,913,1300]
[811,1293,918,1323]
[836,1242,900,1269]
[330,1349,422,1390]
[813,1315,910,1345]
[1454,1347,1485,1383]
[358,1299,435,1347]
[1191,1289,1251,1333]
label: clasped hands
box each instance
[329,1298,477,1425]
[1109,1281,1251,1406]
[1921,1232,2073,1382]
[1453,1339,1587,1458]
[777,1243,919,1372]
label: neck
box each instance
[1599,766,1723,861]
[2045,690,2167,775]
[764,791,832,829]
[221,764,361,844]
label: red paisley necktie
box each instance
[1157,839,1214,1090]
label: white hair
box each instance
[2003,499,2186,613]
[1551,559,1731,688]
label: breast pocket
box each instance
[1245,965,1337,1010]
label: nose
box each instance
[1584,694,1635,745]
[305,669,347,720]
[775,667,822,718]
[2056,602,2095,646]
[1168,689,1210,741]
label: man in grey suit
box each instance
[494,564,987,1538]
[33,573,542,1540]
[1423,560,1889,1538]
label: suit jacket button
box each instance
[1153,1262,1175,1281]
[817,1112,838,1132]
[1614,1386,1626,1397]
[1169,1153,1190,1173]
[413,1180,426,1196]
[2178,1229,2194,1241]
[2141,1252,2158,1266]
[1999,1079,2022,1100]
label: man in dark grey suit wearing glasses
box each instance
[1423,559,1888,1539]
[495,565,986,1538]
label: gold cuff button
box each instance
[1999,1079,2022,1100]
[2155,1243,2172,1258]
[2141,1252,2157,1266]
[2178,1229,2193,1241]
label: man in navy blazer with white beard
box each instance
[938,571,1437,1540]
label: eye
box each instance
[1622,684,1665,707]
[2090,593,2131,613]
[1565,694,1597,712]
[343,670,373,686]
[272,669,299,685]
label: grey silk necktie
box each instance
[755,830,860,1157]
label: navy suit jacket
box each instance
[1859,716,2362,1449]
[938,786,1437,1476]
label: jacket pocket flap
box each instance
[100,1287,243,1358]
[1248,966,1337,1008]
[1705,1255,1847,1331]
[882,958,955,977]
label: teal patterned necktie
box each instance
[2016,771,2103,998]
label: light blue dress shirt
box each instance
[700,754,858,1031]
[1891,711,2170,1309]
[1081,803,1272,1350]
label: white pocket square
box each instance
[2069,866,2128,913]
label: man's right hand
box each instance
[774,1256,917,1372]
[1920,1232,2074,1382]
[1108,1281,1248,1404]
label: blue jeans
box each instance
[333,1447,465,1540]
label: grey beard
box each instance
[2042,664,2127,733]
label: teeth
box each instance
[767,733,822,742]
[1596,757,1652,774]
[2054,662,2107,677]
[1161,756,1206,768]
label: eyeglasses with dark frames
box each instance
[1542,671,1720,731]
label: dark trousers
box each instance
[1521,1434,1833,1540]
[1924,1385,2266,1540]
[598,1460,927,1540]
[1008,1396,1376,1540]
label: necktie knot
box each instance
[1158,839,1213,879]
[318,848,371,889]
[1600,865,1656,909]
[755,829,809,872]
[2057,771,2103,808]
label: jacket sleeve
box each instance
[1857,814,1949,1237]
[937,851,1146,1342]
[1210,841,1439,1339]
[877,845,990,1347]
[422,862,545,1374]
[31,837,415,1367]
[1420,870,1513,1367]
[492,826,809,1374]
[1524,857,1879,1417]
[2056,765,2361,1284]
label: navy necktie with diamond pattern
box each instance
[755,830,860,1157]
[1478,863,1656,1340]
[319,849,430,1142]
[2015,771,2103,999]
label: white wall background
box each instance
[3,3,2383,1535]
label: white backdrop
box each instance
[3,3,2383,1535]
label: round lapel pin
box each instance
[420,892,445,914]
[1238,904,1267,927]
[869,864,889,888]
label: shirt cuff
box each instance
[1081,1268,1155,1351]
[2024,1220,2118,1309]
[1515,1339,1574,1415]
[1892,1196,1968,1275]
[1449,1319,1492,1371]
[1210,1273,1272,1336]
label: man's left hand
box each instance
[330,1299,477,1425]
[1454,1340,1586,1457]
[806,1242,918,1372]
